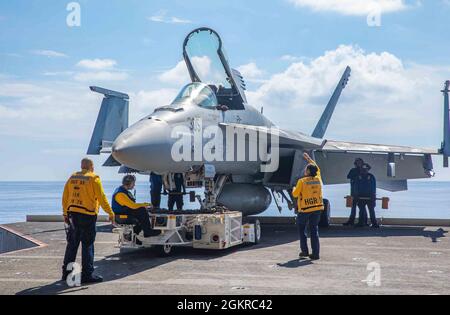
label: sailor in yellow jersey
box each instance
[61,158,114,284]
[292,153,324,261]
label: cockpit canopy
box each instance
[183,28,247,110]
[172,83,218,109]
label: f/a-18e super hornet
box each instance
[87,27,450,225]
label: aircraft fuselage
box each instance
[112,89,274,176]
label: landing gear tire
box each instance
[319,199,331,228]
[156,244,173,257]
[244,218,262,245]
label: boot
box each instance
[81,274,103,284]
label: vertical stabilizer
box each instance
[312,66,351,139]
[87,86,129,155]
[442,80,450,167]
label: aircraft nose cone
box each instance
[112,120,173,172]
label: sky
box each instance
[1,0,450,181]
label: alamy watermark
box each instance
[170,119,280,173]
[363,262,382,287]
[66,2,81,27]
[66,262,82,287]
[367,3,382,27]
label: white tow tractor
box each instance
[113,165,261,256]
[113,210,261,256]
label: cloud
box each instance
[130,88,179,120]
[158,61,191,85]
[280,55,310,62]
[74,71,129,82]
[43,71,74,77]
[148,10,192,24]
[77,59,117,70]
[0,74,180,180]
[288,0,408,16]
[0,81,97,140]
[4,53,22,58]
[0,83,50,97]
[31,50,68,58]
[0,73,15,80]
[247,45,447,147]
[74,59,128,82]
[0,78,176,142]
[158,57,211,85]
[237,62,265,79]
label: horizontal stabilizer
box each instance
[87,86,129,155]
[119,166,139,174]
[315,151,434,185]
[378,180,408,192]
[103,154,121,167]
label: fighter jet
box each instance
[86,27,449,225]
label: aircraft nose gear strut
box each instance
[201,165,228,212]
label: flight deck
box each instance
[0,220,449,295]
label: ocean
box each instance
[0,181,449,225]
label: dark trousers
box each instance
[122,207,154,237]
[151,191,161,208]
[63,213,97,277]
[168,193,183,211]
[357,199,378,226]
[297,211,322,256]
[347,198,359,224]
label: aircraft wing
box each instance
[315,140,438,188]
[322,140,438,155]
[219,123,327,150]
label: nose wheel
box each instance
[156,244,174,257]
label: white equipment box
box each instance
[193,212,243,250]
